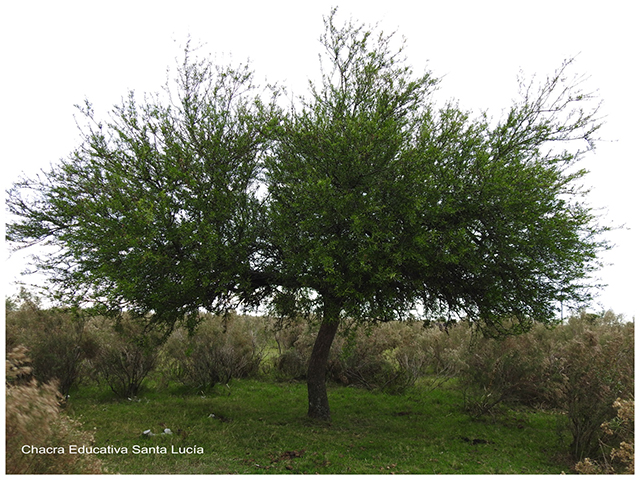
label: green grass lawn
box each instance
[65,378,571,474]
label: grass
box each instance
[64,377,572,474]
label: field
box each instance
[65,378,568,474]
[6,297,634,474]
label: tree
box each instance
[7,11,609,421]
[264,10,608,419]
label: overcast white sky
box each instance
[2,0,638,319]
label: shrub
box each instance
[90,316,160,398]
[272,317,309,354]
[162,312,265,389]
[553,317,634,460]
[456,311,634,460]
[331,321,461,394]
[330,322,416,393]
[6,346,103,474]
[458,326,553,416]
[574,398,634,474]
[269,316,318,380]
[6,291,99,396]
[274,348,309,380]
[416,322,469,378]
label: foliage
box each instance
[6,346,103,474]
[161,312,266,389]
[266,9,608,336]
[266,11,440,324]
[6,45,280,331]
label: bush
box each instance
[574,398,634,474]
[330,322,418,393]
[90,316,161,398]
[269,317,318,380]
[161,312,265,389]
[6,346,103,474]
[456,311,634,460]
[271,319,408,390]
[6,291,99,396]
[415,322,469,378]
[274,348,309,380]
[458,326,554,416]
[553,316,634,460]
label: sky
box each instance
[2,0,638,320]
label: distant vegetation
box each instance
[5,291,634,474]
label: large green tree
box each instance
[7,11,609,421]
[265,11,609,419]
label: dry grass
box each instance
[5,346,104,474]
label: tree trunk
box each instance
[307,296,340,421]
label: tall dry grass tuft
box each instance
[6,346,103,474]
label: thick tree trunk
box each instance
[307,296,340,421]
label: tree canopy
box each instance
[8,50,280,332]
[7,10,610,420]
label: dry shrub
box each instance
[416,322,470,377]
[270,317,319,380]
[457,311,633,460]
[6,346,103,474]
[6,291,99,396]
[575,398,634,474]
[274,348,309,380]
[272,317,309,354]
[90,316,161,398]
[553,318,634,460]
[329,322,422,393]
[459,326,553,417]
[271,319,408,390]
[162,312,265,389]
